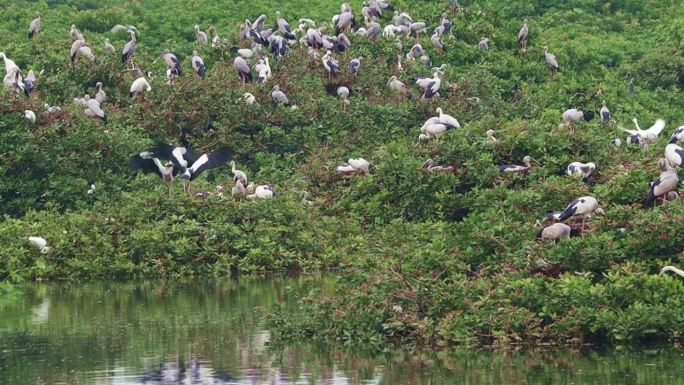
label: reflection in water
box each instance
[0,278,681,385]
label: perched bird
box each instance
[664,143,684,169]
[558,196,604,232]
[28,12,42,39]
[562,108,594,130]
[422,72,441,99]
[668,125,683,144]
[23,110,36,123]
[611,138,622,148]
[208,26,221,47]
[121,29,137,66]
[0,52,20,75]
[160,49,182,77]
[538,223,578,242]
[621,118,666,141]
[500,156,535,173]
[130,73,152,97]
[269,85,289,104]
[28,236,50,254]
[243,92,256,105]
[645,158,679,206]
[23,70,36,95]
[348,57,362,75]
[387,76,407,97]
[232,180,245,200]
[628,78,635,95]
[517,20,529,51]
[191,50,205,78]
[3,67,24,95]
[430,30,445,51]
[436,108,460,128]
[599,100,611,123]
[70,24,84,41]
[337,157,369,176]
[543,46,559,75]
[566,162,596,179]
[486,129,497,142]
[83,95,106,124]
[70,39,86,63]
[233,56,251,87]
[478,37,489,50]
[95,82,106,104]
[195,25,208,44]
[104,38,116,54]
[230,160,248,187]
[247,184,274,199]
[337,86,350,111]
[322,50,340,79]
[275,11,296,40]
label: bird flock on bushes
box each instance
[4,1,684,277]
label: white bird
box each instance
[95,82,106,104]
[121,30,137,66]
[338,157,369,176]
[387,76,407,97]
[28,12,42,39]
[562,108,593,130]
[4,67,24,94]
[322,50,340,79]
[70,24,84,41]
[566,162,596,179]
[243,92,256,105]
[232,180,245,200]
[669,125,684,144]
[269,85,289,104]
[660,266,684,278]
[486,129,497,142]
[87,184,96,194]
[195,25,208,44]
[24,110,36,123]
[664,143,684,169]
[83,95,106,123]
[191,50,206,78]
[539,223,575,242]
[558,196,604,232]
[621,118,666,141]
[518,20,529,51]
[79,45,95,61]
[208,26,221,47]
[0,52,20,75]
[230,161,248,186]
[348,57,362,75]
[436,107,460,128]
[104,38,116,54]
[130,74,152,97]
[599,100,611,123]
[479,37,489,50]
[543,46,558,74]
[500,156,534,173]
[233,57,251,87]
[28,236,50,254]
[247,184,274,199]
[422,73,441,99]
[337,86,350,111]
[645,158,679,206]
[160,49,182,77]
[70,39,86,62]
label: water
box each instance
[0,278,681,385]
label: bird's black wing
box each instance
[558,199,581,221]
[130,155,160,176]
[644,178,662,206]
[189,147,233,180]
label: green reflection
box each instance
[0,279,681,385]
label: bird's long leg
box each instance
[581,216,586,235]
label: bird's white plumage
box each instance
[28,236,50,253]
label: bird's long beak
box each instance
[530,158,541,165]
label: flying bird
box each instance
[620,118,666,141]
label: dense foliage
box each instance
[0,0,683,346]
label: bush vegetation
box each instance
[0,0,682,346]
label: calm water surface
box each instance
[0,278,681,385]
